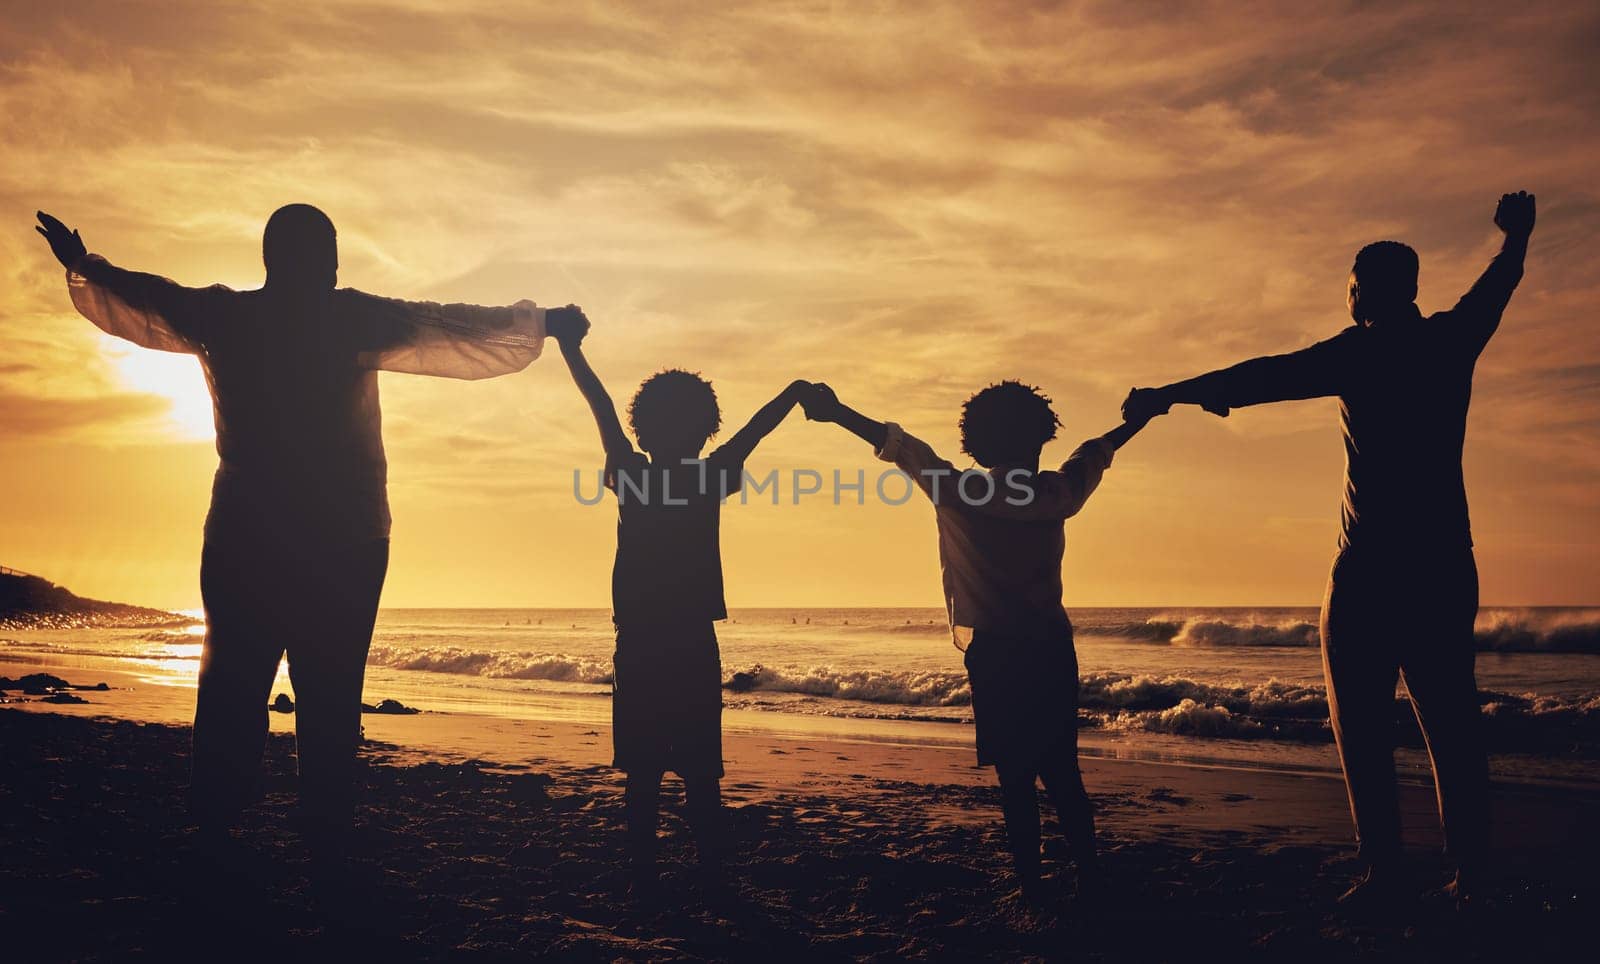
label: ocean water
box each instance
[6,606,1599,787]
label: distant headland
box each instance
[0,566,196,630]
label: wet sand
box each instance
[2,703,1595,962]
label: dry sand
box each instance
[2,701,1596,962]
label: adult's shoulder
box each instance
[1311,324,1368,356]
[188,283,246,316]
[333,286,385,310]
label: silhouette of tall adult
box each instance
[1124,192,1536,904]
[35,206,586,871]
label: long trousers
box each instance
[191,535,389,850]
[1320,545,1487,871]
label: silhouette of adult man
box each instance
[35,205,587,882]
[1124,191,1536,906]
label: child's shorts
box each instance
[963,628,1079,769]
[612,622,724,779]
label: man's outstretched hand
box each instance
[1121,387,1173,424]
[546,304,590,347]
[1124,385,1229,420]
[1494,191,1536,239]
[36,211,86,269]
[799,382,845,423]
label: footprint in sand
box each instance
[1221,792,1254,803]
[1148,787,1192,806]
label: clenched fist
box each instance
[1494,191,1536,239]
[799,382,845,423]
[546,304,590,346]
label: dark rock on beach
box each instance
[0,673,72,694]
[0,673,108,695]
[362,698,419,715]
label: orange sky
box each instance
[1,1,1597,610]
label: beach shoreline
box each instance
[4,683,1598,960]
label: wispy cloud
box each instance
[1,0,1596,605]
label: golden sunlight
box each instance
[101,335,215,441]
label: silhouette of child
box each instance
[802,380,1158,906]
[555,324,811,897]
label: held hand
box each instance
[35,211,87,269]
[546,304,590,347]
[799,382,845,423]
[1120,387,1172,424]
[1494,191,1536,238]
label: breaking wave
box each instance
[366,646,614,684]
[1075,610,1600,653]
[354,645,1600,752]
[722,664,972,706]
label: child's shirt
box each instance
[605,446,746,629]
[874,423,1114,648]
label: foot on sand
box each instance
[998,880,1062,930]
[1437,869,1484,911]
[1335,866,1413,918]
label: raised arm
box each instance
[554,327,632,462]
[986,415,1155,521]
[801,383,955,499]
[345,291,578,380]
[714,380,813,465]
[1124,331,1354,422]
[1095,417,1152,453]
[38,211,214,354]
[1451,190,1534,353]
[800,383,887,448]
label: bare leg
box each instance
[996,764,1044,899]
[683,775,726,873]
[624,769,664,890]
[1039,745,1099,881]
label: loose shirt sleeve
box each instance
[343,289,547,380]
[874,422,959,502]
[67,254,220,354]
[1029,438,1116,519]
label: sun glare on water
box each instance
[103,336,215,440]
